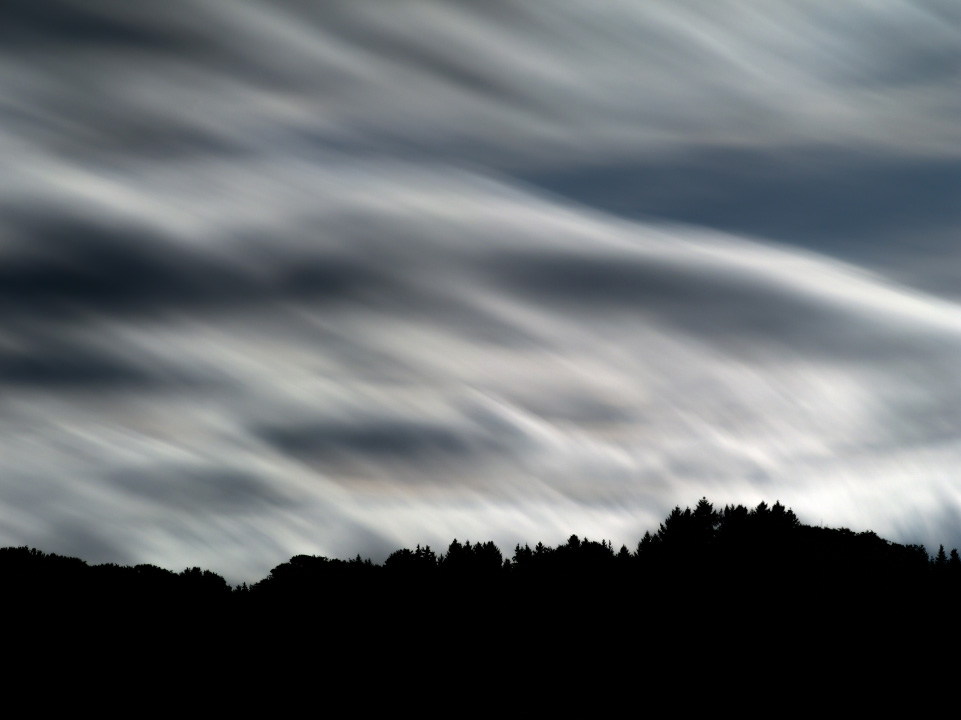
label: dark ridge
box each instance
[6,499,960,605]
[6,498,961,674]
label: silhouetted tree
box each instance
[636,530,656,556]
[935,544,948,567]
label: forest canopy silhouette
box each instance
[10,496,961,680]
[6,499,960,619]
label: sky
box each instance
[2,0,961,583]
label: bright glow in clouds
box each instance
[2,1,960,582]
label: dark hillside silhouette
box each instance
[4,499,961,655]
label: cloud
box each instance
[4,1,960,169]
[0,0,183,50]
[3,1,961,582]
[259,418,484,470]
[0,340,159,389]
[0,212,392,321]
[108,466,295,516]
[4,158,961,580]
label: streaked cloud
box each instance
[2,1,960,582]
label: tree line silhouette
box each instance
[11,497,956,699]
[5,499,961,618]
[10,495,961,687]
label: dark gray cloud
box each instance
[255,399,540,484]
[0,1,182,50]
[3,0,961,582]
[0,213,388,320]
[109,466,294,516]
[0,341,157,389]
[260,419,479,467]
